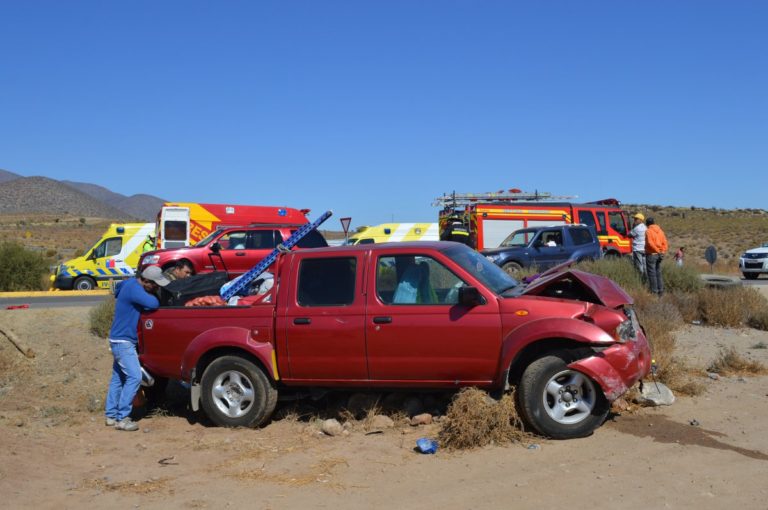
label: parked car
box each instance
[739,243,768,280]
[481,225,602,276]
[138,241,651,439]
[138,224,328,279]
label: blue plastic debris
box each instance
[416,438,438,454]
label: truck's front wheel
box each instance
[73,276,95,291]
[200,356,277,428]
[517,350,608,439]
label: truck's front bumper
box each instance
[51,273,75,290]
[569,330,652,402]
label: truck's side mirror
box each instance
[458,286,485,307]
[210,242,221,254]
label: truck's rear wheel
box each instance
[73,276,95,291]
[200,356,277,428]
[517,350,608,439]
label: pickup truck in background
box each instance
[481,224,602,277]
[139,241,650,439]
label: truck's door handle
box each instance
[373,316,392,324]
[235,252,246,256]
[293,318,311,325]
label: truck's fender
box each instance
[497,317,615,386]
[180,326,278,384]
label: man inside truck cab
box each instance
[162,259,194,282]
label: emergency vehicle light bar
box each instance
[433,189,576,207]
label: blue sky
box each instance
[1,1,766,229]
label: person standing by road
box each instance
[104,265,169,431]
[644,217,669,296]
[674,247,685,267]
[629,213,647,276]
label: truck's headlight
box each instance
[615,307,640,343]
[614,319,636,343]
[143,255,160,265]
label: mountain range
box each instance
[0,168,166,221]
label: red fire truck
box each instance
[155,203,311,249]
[436,190,632,256]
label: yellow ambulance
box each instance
[50,223,155,290]
[347,223,439,245]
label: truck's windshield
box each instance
[195,230,223,247]
[499,231,532,248]
[442,244,519,294]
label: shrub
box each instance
[661,260,702,294]
[668,291,701,323]
[707,346,767,376]
[89,297,115,338]
[697,287,768,328]
[438,388,526,449]
[0,242,51,291]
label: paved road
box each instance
[0,294,109,309]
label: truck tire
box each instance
[501,261,523,277]
[73,276,95,291]
[200,356,277,428]
[700,274,742,288]
[517,350,608,439]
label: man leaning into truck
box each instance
[104,265,169,431]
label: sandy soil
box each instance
[1,306,768,510]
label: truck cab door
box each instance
[530,229,566,269]
[89,237,123,288]
[282,254,368,380]
[365,252,501,384]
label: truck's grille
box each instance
[745,262,764,269]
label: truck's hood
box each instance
[482,246,527,256]
[744,246,768,256]
[520,269,633,309]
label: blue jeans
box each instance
[105,342,141,421]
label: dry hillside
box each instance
[0,177,131,219]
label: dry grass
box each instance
[437,388,528,450]
[707,346,768,376]
[232,457,349,488]
[81,476,172,494]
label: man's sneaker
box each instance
[114,418,139,431]
[105,417,117,427]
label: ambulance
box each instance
[50,223,155,291]
[435,190,632,256]
[346,223,440,245]
[155,203,311,249]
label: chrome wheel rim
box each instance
[542,369,597,425]
[211,370,255,418]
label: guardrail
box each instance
[0,290,111,298]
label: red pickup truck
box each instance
[139,241,651,439]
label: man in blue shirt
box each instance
[105,265,169,431]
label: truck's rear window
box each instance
[297,257,356,306]
[295,230,329,248]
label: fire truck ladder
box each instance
[220,210,333,301]
[433,189,576,207]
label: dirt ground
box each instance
[1,306,768,510]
